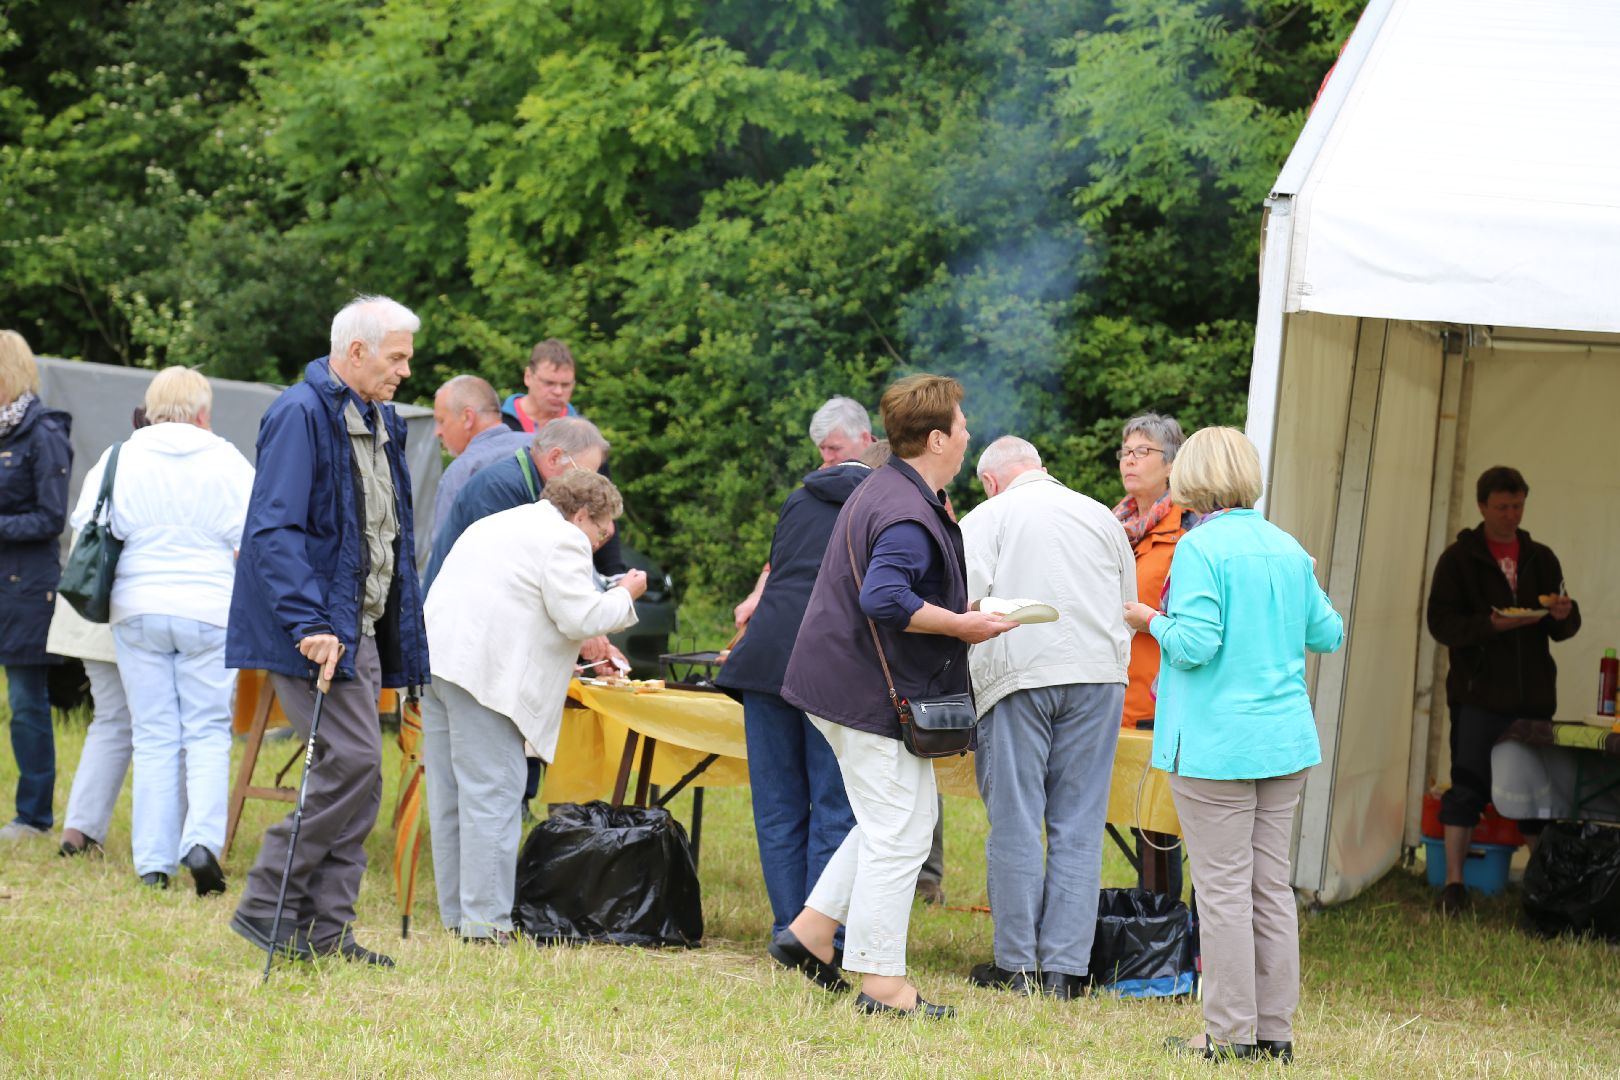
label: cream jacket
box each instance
[959,469,1134,717]
[424,499,637,762]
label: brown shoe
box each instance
[915,878,946,906]
[1435,882,1471,917]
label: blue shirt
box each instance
[860,521,943,628]
[433,426,533,534]
[1148,510,1344,780]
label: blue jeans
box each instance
[112,615,235,875]
[6,664,54,830]
[741,691,856,937]
[976,682,1125,977]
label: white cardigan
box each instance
[958,469,1135,717]
[424,500,638,762]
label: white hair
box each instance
[1122,412,1186,463]
[977,435,1041,478]
[808,396,871,443]
[329,294,420,361]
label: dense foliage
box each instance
[1,0,1363,599]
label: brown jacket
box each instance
[1123,502,1195,728]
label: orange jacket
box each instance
[1122,502,1195,728]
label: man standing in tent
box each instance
[1426,466,1580,916]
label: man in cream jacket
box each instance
[422,470,645,944]
[958,436,1134,999]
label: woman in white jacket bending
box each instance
[423,469,646,944]
[79,367,254,893]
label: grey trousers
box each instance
[237,637,383,947]
[422,677,528,938]
[975,682,1124,976]
[62,660,135,843]
[1170,770,1308,1044]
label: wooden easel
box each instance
[223,671,298,857]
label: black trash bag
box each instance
[513,801,703,948]
[1089,887,1197,998]
[1521,821,1620,941]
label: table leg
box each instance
[634,737,658,807]
[610,731,639,807]
[690,787,704,869]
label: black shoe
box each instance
[1039,971,1091,1000]
[1255,1039,1294,1063]
[312,928,395,968]
[140,871,169,889]
[1165,1034,1257,1061]
[461,929,512,947]
[181,844,227,897]
[967,961,1038,994]
[230,911,314,961]
[1435,882,1471,917]
[854,991,955,1019]
[767,928,849,993]
[59,829,102,857]
[915,877,946,906]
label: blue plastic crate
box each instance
[1421,836,1515,895]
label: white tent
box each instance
[1246,0,1620,904]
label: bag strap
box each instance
[92,442,123,522]
[514,447,539,502]
[843,482,906,721]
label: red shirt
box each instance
[1485,535,1520,592]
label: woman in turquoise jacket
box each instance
[1124,427,1343,1064]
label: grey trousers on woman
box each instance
[1170,770,1308,1045]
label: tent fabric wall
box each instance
[36,357,442,570]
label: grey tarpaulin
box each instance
[37,356,442,572]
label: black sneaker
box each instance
[312,928,395,968]
[1435,882,1471,917]
[230,911,314,961]
[967,961,1038,994]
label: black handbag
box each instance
[59,443,124,623]
[844,487,975,759]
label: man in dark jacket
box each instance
[1426,465,1580,916]
[226,295,430,967]
[715,458,868,942]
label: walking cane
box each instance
[262,654,340,983]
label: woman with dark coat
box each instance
[0,330,73,841]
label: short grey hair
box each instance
[809,396,871,443]
[534,416,610,458]
[1121,413,1186,463]
[977,435,1041,478]
[329,294,420,361]
[438,374,499,416]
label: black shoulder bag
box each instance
[843,486,975,759]
[59,442,124,623]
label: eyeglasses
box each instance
[1116,446,1166,461]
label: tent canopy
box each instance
[1247,0,1620,905]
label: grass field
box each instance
[3,704,1618,1078]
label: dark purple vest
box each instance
[780,459,970,739]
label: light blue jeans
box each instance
[975,682,1125,977]
[112,614,235,876]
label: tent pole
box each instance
[1247,197,1295,518]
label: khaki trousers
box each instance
[1170,770,1307,1044]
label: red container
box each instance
[1420,789,1525,847]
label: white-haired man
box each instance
[432,374,530,529]
[959,435,1134,998]
[733,396,875,628]
[227,295,431,969]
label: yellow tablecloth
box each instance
[546,681,1181,835]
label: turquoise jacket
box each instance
[1148,510,1344,780]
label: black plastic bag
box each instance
[1089,887,1196,998]
[513,801,703,948]
[1521,821,1620,941]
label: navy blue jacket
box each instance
[0,397,72,665]
[423,450,626,591]
[716,462,871,699]
[781,459,970,739]
[225,358,429,688]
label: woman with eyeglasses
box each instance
[422,469,646,944]
[1113,414,1196,731]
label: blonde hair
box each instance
[143,366,213,424]
[1169,427,1263,512]
[543,468,623,521]
[0,330,41,403]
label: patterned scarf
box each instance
[1113,488,1175,548]
[0,391,34,442]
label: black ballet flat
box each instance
[1255,1039,1294,1063]
[1165,1034,1257,1061]
[767,928,849,993]
[854,991,955,1020]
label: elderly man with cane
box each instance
[226,295,431,969]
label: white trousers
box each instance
[805,717,937,977]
